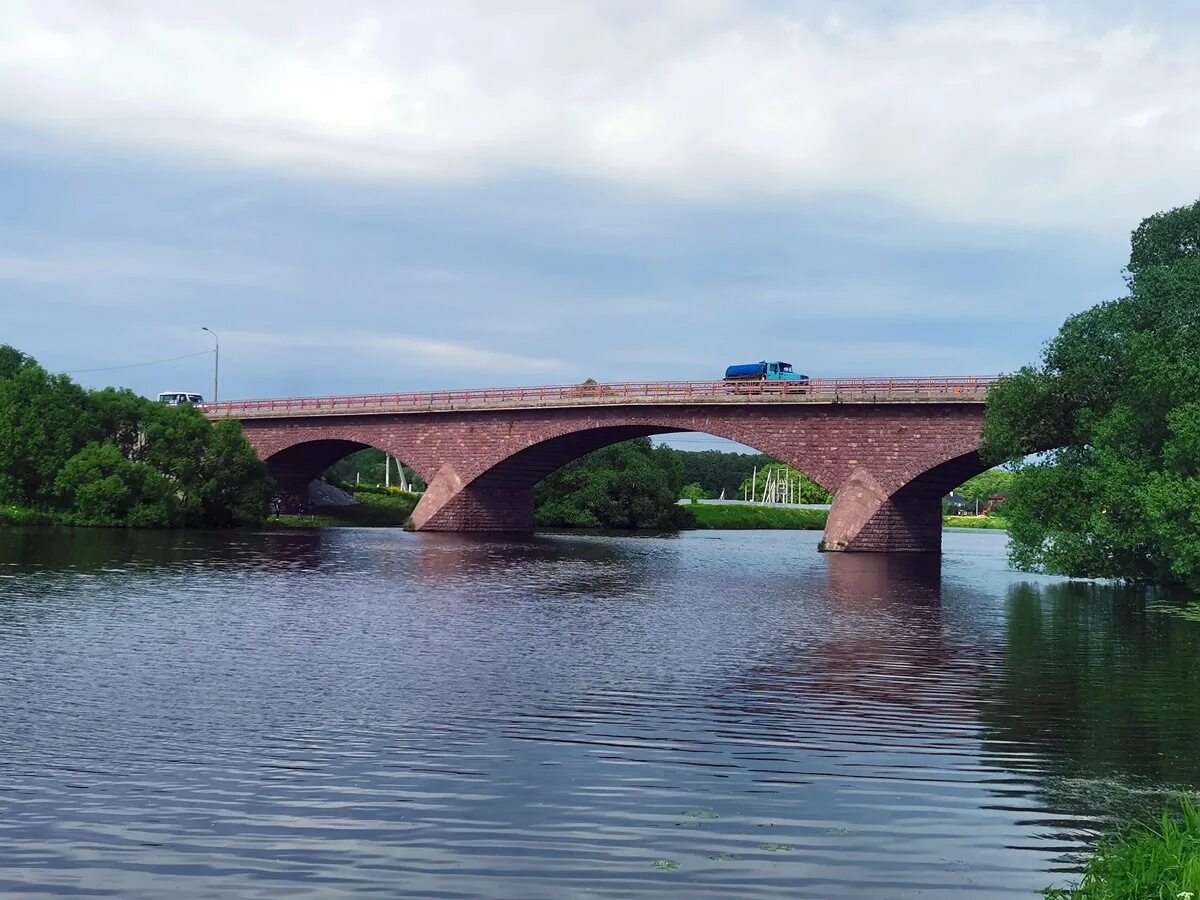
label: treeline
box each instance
[325,449,426,492]
[535,439,692,529]
[675,449,830,502]
[533,439,836,529]
[0,346,271,527]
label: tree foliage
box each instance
[954,468,1014,504]
[534,438,693,529]
[982,198,1200,585]
[737,462,831,503]
[670,448,775,499]
[0,346,272,527]
[324,448,426,491]
[0,354,96,506]
[55,442,178,527]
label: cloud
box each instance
[0,242,285,291]
[0,2,1197,231]
[223,330,565,374]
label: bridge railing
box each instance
[202,376,1000,418]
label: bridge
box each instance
[204,376,1000,553]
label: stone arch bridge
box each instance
[203,377,998,553]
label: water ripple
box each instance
[1,528,1197,897]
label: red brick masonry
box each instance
[236,401,987,552]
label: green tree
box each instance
[195,419,273,526]
[55,442,179,527]
[983,198,1200,585]
[738,463,831,503]
[0,345,272,528]
[680,482,707,502]
[668,447,775,498]
[534,438,693,529]
[0,353,98,506]
[324,447,425,491]
[0,345,29,380]
[954,468,1014,505]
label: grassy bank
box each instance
[685,505,1010,531]
[1043,797,1200,898]
[685,504,829,530]
[945,515,1009,530]
[270,489,419,529]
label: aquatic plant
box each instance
[1043,796,1200,898]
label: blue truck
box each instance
[723,361,809,382]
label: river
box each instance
[1,527,1197,898]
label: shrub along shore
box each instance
[1042,796,1200,898]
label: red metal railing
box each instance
[201,376,1000,419]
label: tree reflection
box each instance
[411,532,667,599]
[0,527,327,577]
[978,581,1200,805]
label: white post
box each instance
[385,455,390,488]
[751,467,757,505]
[397,458,409,492]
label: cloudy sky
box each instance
[2,0,1197,412]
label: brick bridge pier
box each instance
[205,377,995,553]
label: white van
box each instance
[157,391,204,405]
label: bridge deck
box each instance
[203,377,996,420]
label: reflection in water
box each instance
[0,528,1198,898]
[0,526,329,574]
[979,580,1200,818]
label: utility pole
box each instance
[751,466,757,505]
[201,327,219,402]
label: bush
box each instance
[535,439,692,530]
[1043,796,1200,898]
[55,443,179,527]
[0,505,57,526]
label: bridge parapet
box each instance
[204,376,997,420]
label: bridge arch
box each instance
[406,408,947,536]
[259,437,428,512]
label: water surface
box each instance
[2,528,1198,898]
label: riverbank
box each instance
[685,503,828,530]
[1042,797,1200,898]
[269,489,418,529]
[7,496,1009,533]
[944,515,1008,530]
[686,504,1009,531]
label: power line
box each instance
[65,350,214,375]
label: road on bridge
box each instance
[202,376,997,419]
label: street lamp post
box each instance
[201,327,219,403]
